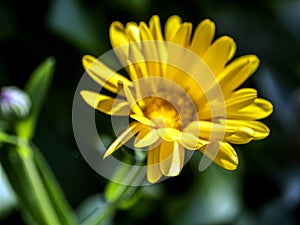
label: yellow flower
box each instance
[80,15,273,183]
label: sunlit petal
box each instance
[190,19,215,57]
[203,36,236,75]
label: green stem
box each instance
[18,145,62,225]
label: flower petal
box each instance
[156,128,182,142]
[134,127,159,148]
[227,98,273,120]
[171,22,193,47]
[160,141,184,176]
[199,141,238,170]
[82,55,131,94]
[226,88,257,111]
[225,127,254,144]
[203,36,237,76]
[130,114,155,127]
[218,55,260,94]
[190,19,215,57]
[149,15,164,41]
[128,42,149,78]
[123,85,144,116]
[147,144,162,183]
[139,22,161,76]
[109,21,130,66]
[80,91,130,115]
[165,15,182,42]
[179,132,207,150]
[220,119,270,140]
[184,121,237,140]
[103,122,141,158]
[125,22,141,43]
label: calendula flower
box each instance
[80,15,273,183]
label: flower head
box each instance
[80,15,273,183]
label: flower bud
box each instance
[0,86,31,121]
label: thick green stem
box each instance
[17,145,62,225]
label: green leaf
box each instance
[16,57,55,139]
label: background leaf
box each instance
[16,57,55,140]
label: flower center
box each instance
[141,91,195,130]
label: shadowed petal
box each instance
[199,141,238,170]
[80,91,130,115]
[160,141,184,176]
[82,55,131,94]
[147,144,162,183]
[134,127,159,148]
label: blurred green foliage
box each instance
[1,0,300,224]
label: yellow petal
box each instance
[80,90,130,115]
[149,15,168,75]
[149,15,164,41]
[203,36,236,76]
[199,141,238,170]
[134,127,159,148]
[165,15,182,42]
[184,121,237,140]
[218,55,260,94]
[179,132,207,150]
[227,98,273,120]
[171,22,193,47]
[123,85,144,116]
[225,127,254,144]
[103,122,141,158]
[226,88,257,111]
[139,22,161,76]
[156,128,182,142]
[128,42,149,78]
[190,19,215,57]
[130,114,155,127]
[240,120,270,140]
[160,141,184,176]
[125,22,141,43]
[147,144,162,183]
[110,21,129,47]
[220,119,270,140]
[109,21,130,66]
[82,55,131,94]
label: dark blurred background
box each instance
[1,0,300,224]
